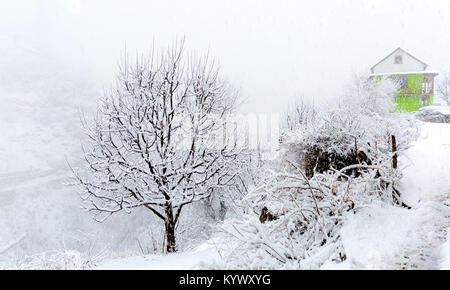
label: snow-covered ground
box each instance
[95,240,222,270]
[1,56,449,269]
[95,120,450,270]
[441,231,450,270]
[325,121,450,269]
[400,122,450,205]
[1,104,449,269]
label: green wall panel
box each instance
[392,95,421,112]
[375,73,433,112]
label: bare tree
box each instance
[283,97,317,132]
[436,72,450,106]
[71,41,240,253]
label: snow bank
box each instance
[441,229,450,270]
[338,203,446,269]
[399,122,450,206]
[324,121,450,270]
[95,241,221,270]
[415,105,450,123]
[441,230,450,270]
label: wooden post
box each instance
[391,135,410,208]
[355,137,360,164]
[391,135,397,169]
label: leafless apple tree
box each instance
[71,41,242,253]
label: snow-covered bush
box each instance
[215,76,419,269]
[14,250,102,270]
[175,148,264,251]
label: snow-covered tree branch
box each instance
[71,41,242,253]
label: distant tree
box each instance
[283,97,317,132]
[71,41,241,253]
[436,73,450,106]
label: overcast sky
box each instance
[1,0,449,113]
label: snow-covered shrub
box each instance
[175,149,265,251]
[215,76,419,269]
[14,250,92,270]
[6,230,110,270]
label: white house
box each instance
[370,47,430,75]
[370,47,438,112]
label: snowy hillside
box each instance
[0,39,165,267]
[94,121,450,270]
[1,1,449,273]
[335,121,450,269]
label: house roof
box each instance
[370,47,428,73]
[369,70,438,77]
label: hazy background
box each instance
[1,0,449,113]
[0,0,449,263]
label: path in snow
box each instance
[337,121,450,269]
[321,121,450,270]
[441,218,450,270]
[399,122,450,269]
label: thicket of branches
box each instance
[216,76,419,269]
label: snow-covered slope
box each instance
[441,231,450,270]
[325,121,450,269]
[93,120,450,270]
[93,121,450,270]
[0,37,162,266]
[400,122,450,206]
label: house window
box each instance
[422,75,433,94]
[391,76,408,89]
[395,55,402,64]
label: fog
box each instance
[0,0,449,268]
[1,0,449,112]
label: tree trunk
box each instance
[165,206,177,253]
